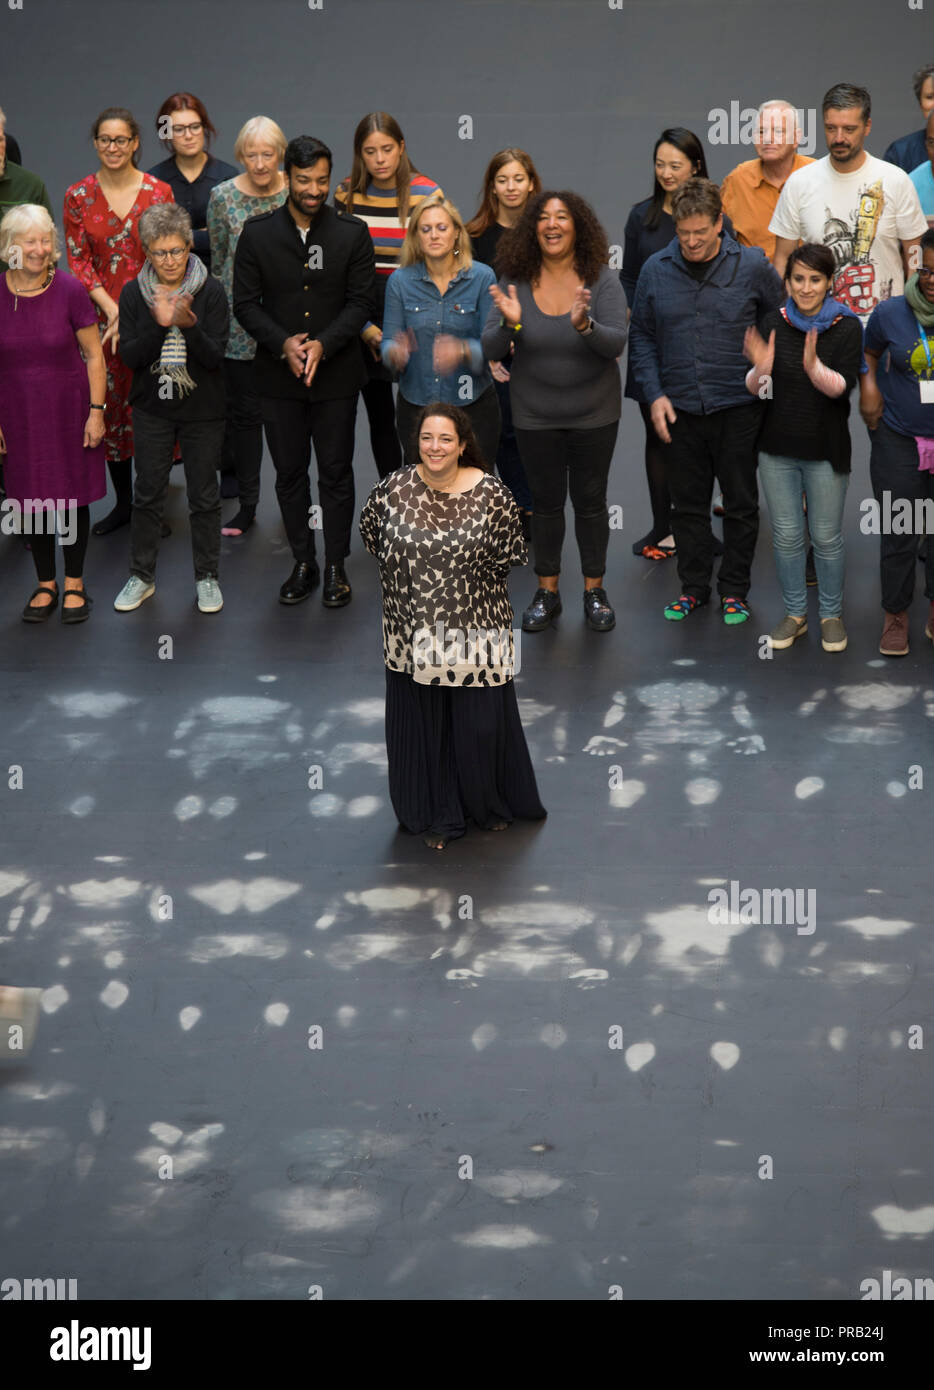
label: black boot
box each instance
[92,459,132,535]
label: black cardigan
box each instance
[756,310,864,473]
[118,275,230,420]
[232,202,376,402]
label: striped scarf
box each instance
[137,254,207,397]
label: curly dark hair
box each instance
[495,190,609,285]
[412,402,489,471]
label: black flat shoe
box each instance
[62,587,93,624]
[92,506,130,536]
[22,584,58,622]
[322,563,352,607]
[521,588,562,632]
[279,561,320,605]
[583,586,616,631]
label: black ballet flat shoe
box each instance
[279,561,320,604]
[521,588,562,632]
[583,586,616,631]
[92,505,131,536]
[22,585,58,622]
[322,563,352,608]
[61,587,93,624]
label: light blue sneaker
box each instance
[196,578,223,613]
[114,576,155,611]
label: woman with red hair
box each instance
[148,93,237,276]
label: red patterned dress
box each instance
[63,172,173,461]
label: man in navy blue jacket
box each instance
[883,64,934,174]
[629,179,783,624]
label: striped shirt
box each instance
[334,173,442,277]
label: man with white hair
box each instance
[0,105,51,269]
[720,100,814,261]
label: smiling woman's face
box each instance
[536,199,575,259]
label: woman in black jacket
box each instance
[114,203,229,614]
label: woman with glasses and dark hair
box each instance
[148,93,237,275]
[482,190,628,634]
[621,127,733,561]
[64,107,173,536]
[113,203,229,616]
[744,242,863,654]
[334,113,441,478]
[467,147,542,537]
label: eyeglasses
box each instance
[149,247,187,261]
[95,135,133,149]
[171,122,203,137]
[918,267,934,279]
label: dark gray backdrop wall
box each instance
[1,0,930,254]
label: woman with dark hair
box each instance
[860,227,934,656]
[744,242,863,652]
[148,94,237,276]
[482,190,628,633]
[621,127,733,560]
[359,402,546,850]
[334,113,441,477]
[64,107,173,535]
[468,147,542,536]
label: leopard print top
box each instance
[359,464,528,686]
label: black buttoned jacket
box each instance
[232,201,376,401]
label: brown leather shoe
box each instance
[880,610,909,657]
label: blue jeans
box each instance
[757,452,848,619]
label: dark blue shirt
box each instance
[883,129,928,175]
[620,197,735,309]
[628,232,784,414]
[382,260,496,406]
[865,295,934,438]
[148,153,238,270]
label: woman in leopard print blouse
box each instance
[359,402,547,849]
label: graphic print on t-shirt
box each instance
[822,179,888,317]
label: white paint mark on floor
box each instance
[201,696,291,724]
[619,935,642,967]
[264,1003,289,1026]
[174,795,203,821]
[610,778,646,808]
[67,878,140,907]
[209,796,237,818]
[795,776,824,799]
[453,1225,551,1248]
[476,1171,562,1200]
[41,985,69,1013]
[179,1007,201,1031]
[68,796,95,817]
[188,934,289,963]
[100,980,128,1009]
[103,951,124,969]
[889,1030,904,1048]
[244,851,267,860]
[870,1205,934,1238]
[346,796,382,817]
[835,683,916,712]
[886,782,907,798]
[828,1027,847,1051]
[75,1142,95,1180]
[710,1041,740,1070]
[50,692,138,718]
[540,1023,567,1049]
[251,1188,381,1232]
[257,674,278,682]
[335,1006,357,1028]
[309,795,344,817]
[840,916,915,938]
[150,1122,183,1146]
[471,1023,497,1051]
[625,1042,655,1071]
[684,778,721,805]
[188,878,301,915]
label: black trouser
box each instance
[513,421,618,578]
[396,387,502,473]
[30,506,91,581]
[663,403,761,602]
[638,399,673,545]
[869,418,934,613]
[130,408,223,583]
[360,377,402,478]
[260,394,357,566]
[493,377,532,511]
[220,359,263,507]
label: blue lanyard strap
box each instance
[915,317,934,373]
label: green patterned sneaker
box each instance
[721,596,750,625]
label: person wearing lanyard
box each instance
[860,227,934,655]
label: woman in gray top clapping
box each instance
[482,190,628,633]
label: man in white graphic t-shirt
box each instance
[770,82,927,322]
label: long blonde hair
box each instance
[399,191,473,270]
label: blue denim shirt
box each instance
[381,260,495,405]
[628,233,784,414]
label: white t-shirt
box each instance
[769,153,927,321]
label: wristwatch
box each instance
[577,318,594,336]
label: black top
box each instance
[118,275,230,420]
[233,201,376,402]
[470,222,507,272]
[756,309,864,473]
[620,196,735,308]
[5,134,22,166]
[147,154,239,270]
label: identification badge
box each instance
[920,380,934,404]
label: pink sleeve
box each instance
[805,354,847,398]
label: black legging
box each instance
[633,400,673,552]
[29,505,91,582]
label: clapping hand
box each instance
[569,285,592,329]
[489,282,521,325]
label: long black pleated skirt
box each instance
[385,668,547,840]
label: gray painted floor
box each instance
[1,411,932,1301]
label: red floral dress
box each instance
[64,173,173,461]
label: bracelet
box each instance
[499,316,522,333]
[577,317,594,335]
[90,404,105,410]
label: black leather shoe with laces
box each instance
[521,588,562,632]
[322,563,352,607]
[583,586,615,631]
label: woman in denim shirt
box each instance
[382,192,501,469]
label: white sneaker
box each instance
[114,576,155,611]
[196,577,223,613]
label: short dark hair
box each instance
[822,83,871,122]
[920,227,934,255]
[785,242,836,283]
[284,135,332,176]
[913,65,934,102]
[670,177,722,225]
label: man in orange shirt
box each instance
[721,100,814,261]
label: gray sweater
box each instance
[481,265,628,429]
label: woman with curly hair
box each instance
[482,190,627,632]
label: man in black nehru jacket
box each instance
[234,135,376,607]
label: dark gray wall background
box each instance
[1,0,930,252]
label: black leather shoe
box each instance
[322,563,352,607]
[584,586,615,631]
[521,588,562,632]
[279,561,320,604]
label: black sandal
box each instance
[62,586,93,624]
[22,584,58,622]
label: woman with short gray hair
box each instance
[114,202,230,614]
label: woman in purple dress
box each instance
[0,204,106,622]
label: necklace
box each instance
[10,266,54,310]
